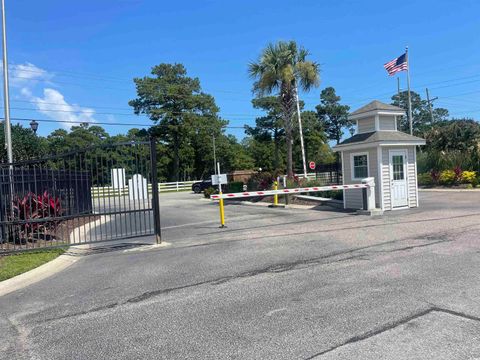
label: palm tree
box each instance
[249,41,320,178]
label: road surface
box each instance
[1,191,479,359]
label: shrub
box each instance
[321,190,343,200]
[439,169,456,185]
[461,170,477,184]
[11,191,63,241]
[430,170,440,184]
[247,172,274,191]
[226,181,244,193]
[203,187,217,198]
[453,166,462,183]
[417,173,434,186]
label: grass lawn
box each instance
[0,248,66,282]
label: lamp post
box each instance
[1,0,12,163]
[29,120,38,134]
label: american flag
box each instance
[384,53,408,76]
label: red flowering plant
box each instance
[453,166,462,184]
[430,170,440,185]
[10,191,63,241]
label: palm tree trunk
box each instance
[286,125,293,178]
[280,85,295,178]
[274,126,279,171]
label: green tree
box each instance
[245,96,285,171]
[248,41,320,178]
[425,119,480,153]
[0,123,46,162]
[293,110,334,167]
[129,63,226,181]
[391,91,449,135]
[315,87,351,145]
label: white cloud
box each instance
[9,62,54,87]
[27,88,96,130]
[11,62,97,130]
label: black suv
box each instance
[192,179,213,193]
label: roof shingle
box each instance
[334,131,425,148]
[350,100,404,116]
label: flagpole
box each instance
[295,83,307,179]
[406,46,413,135]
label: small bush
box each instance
[461,170,477,184]
[466,184,473,189]
[247,172,274,191]
[11,191,63,241]
[203,187,217,198]
[321,190,343,200]
[226,181,244,193]
[439,169,456,185]
[418,173,434,186]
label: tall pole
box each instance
[397,77,400,98]
[425,88,437,125]
[406,46,413,135]
[212,134,217,175]
[294,83,307,178]
[1,0,12,163]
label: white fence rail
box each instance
[91,180,199,198]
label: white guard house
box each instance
[333,100,426,211]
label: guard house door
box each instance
[390,150,408,208]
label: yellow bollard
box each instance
[273,181,278,206]
[218,192,226,227]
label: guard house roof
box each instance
[349,100,405,120]
[333,131,426,152]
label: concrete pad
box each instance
[316,310,480,360]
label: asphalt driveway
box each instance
[1,190,479,359]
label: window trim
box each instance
[350,152,369,180]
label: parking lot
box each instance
[1,190,479,359]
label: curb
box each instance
[419,188,480,192]
[0,251,80,297]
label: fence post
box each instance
[149,137,162,244]
[176,181,179,192]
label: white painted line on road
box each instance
[122,242,171,253]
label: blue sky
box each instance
[4,0,480,138]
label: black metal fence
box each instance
[0,139,161,253]
[315,163,342,185]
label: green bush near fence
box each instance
[203,187,217,198]
[226,181,244,193]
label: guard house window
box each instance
[352,153,368,179]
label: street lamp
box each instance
[29,119,38,134]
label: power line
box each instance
[7,116,247,129]
[3,107,258,120]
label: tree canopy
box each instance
[249,41,320,177]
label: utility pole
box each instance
[1,0,12,164]
[294,83,307,178]
[425,88,438,124]
[212,134,217,175]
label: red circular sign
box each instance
[309,161,316,170]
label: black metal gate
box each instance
[0,138,161,253]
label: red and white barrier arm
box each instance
[210,183,369,200]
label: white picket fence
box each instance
[91,180,199,198]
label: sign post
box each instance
[215,162,226,228]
